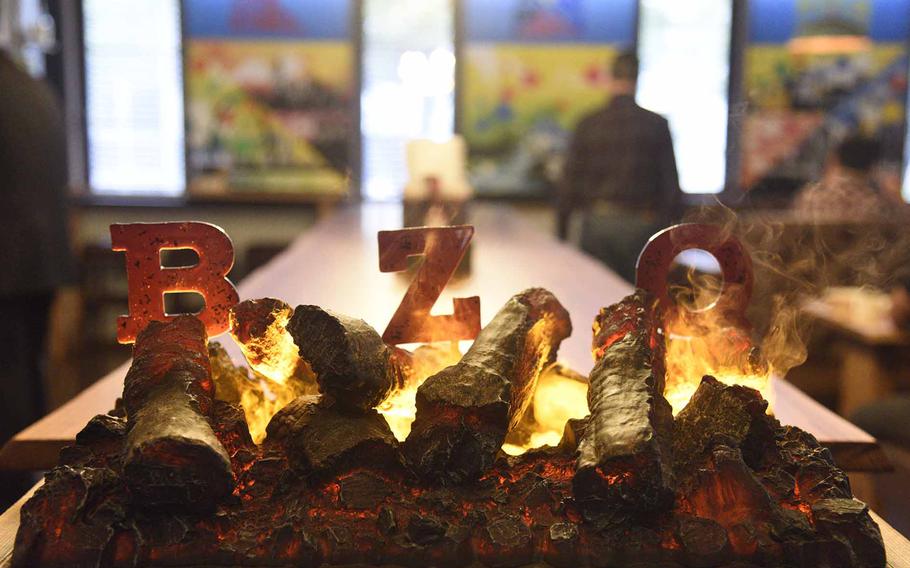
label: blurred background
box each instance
[4,0,910,517]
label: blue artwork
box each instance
[750,0,910,43]
[184,0,350,41]
[464,0,636,44]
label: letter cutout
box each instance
[111,222,240,343]
[378,225,480,344]
[635,223,753,327]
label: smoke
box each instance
[679,198,909,378]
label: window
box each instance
[83,0,184,196]
[637,0,733,194]
[360,0,455,201]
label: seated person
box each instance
[792,135,892,222]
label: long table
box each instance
[0,204,888,474]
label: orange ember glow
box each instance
[501,365,589,455]
[229,306,299,385]
[229,305,316,443]
[662,306,772,415]
[376,342,463,440]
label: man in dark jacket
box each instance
[558,50,681,282]
[0,48,74,508]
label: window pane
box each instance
[361,0,455,201]
[637,0,732,194]
[83,0,184,196]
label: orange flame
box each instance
[662,306,772,415]
[376,342,463,440]
[501,364,589,455]
[661,268,772,415]
[229,306,299,385]
[229,304,317,443]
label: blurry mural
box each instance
[184,0,353,196]
[743,0,910,192]
[460,0,637,197]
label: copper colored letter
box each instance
[378,225,480,344]
[111,222,239,343]
[635,223,753,326]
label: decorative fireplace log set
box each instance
[13,288,884,567]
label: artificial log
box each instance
[288,305,394,411]
[676,377,886,568]
[121,316,232,512]
[575,290,675,512]
[12,299,888,568]
[265,395,403,477]
[673,375,772,476]
[404,288,571,484]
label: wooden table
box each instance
[0,204,889,475]
[804,292,910,417]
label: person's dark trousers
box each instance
[0,293,53,511]
[580,209,660,283]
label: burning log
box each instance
[121,316,233,512]
[265,395,403,478]
[404,288,571,483]
[575,290,675,512]
[287,305,394,411]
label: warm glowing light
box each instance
[376,342,463,440]
[228,301,318,443]
[230,306,299,385]
[788,35,871,55]
[662,307,771,416]
[240,373,313,444]
[501,365,589,456]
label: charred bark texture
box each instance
[12,305,887,568]
[288,305,394,411]
[673,375,771,476]
[121,316,232,512]
[575,290,675,512]
[265,395,403,478]
[404,288,571,484]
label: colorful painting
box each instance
[742,0,910,192]
[184,0,353,196]
[460,0,636,197]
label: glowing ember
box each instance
[376,342,463,440]
[228,300,318,443]
[501,365,589,455]
[230,305,299,385]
